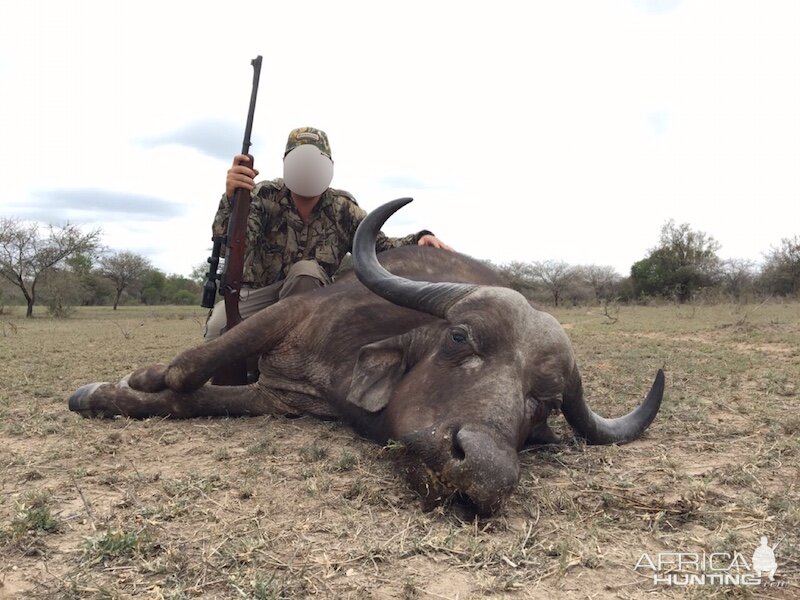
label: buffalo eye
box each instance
[441,326,477,363]
[449,328,468,344]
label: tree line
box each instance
[0,219,202,317]
[1,217,798,317]
[494,220,800,306]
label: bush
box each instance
[47,296,76,319]
[173,290,196,305]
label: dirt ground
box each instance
[1,302,798,599]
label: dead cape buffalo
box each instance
[69,198,664,515]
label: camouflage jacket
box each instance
[212,179,432,287]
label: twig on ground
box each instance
[70,472,97,532]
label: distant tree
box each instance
[631,220,720,303]
[577,265,621,303]
[100,251,152,310]
[65,252,114,305]
[531,260,575,307]
[190,261,210,284]
[0,218,101,317]
[66,253,93,277]
[163,274,201,304]
[139,268,167,305]
[759,235,800,297]
[615,276,637,303]
[563,277,594,306]
[39,268,83,318]
[498,260,538,299]
[82,273,116,306]
[720,258,756,302]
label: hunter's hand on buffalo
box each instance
[418,234,453,251]
[225,154,260,198]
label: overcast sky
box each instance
[1,1,798,277]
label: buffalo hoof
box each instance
[68,382,107,417]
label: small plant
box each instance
[47,295,75,318]
[213,447,232,461]
[1,319,17,337]
[343,479,367,500]
[8,494,59,538]
[252,575,280,599]
[334,450,357,472]
[248,436,276,455]
[299,442,328,463]
[83,528,154,565]
[0,492,59,556]
[601,299,619,324]
[112,320,133,339]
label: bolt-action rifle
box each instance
[201,55,262,385]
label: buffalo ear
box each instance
[346,336,408,413]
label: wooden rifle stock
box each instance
[211,55,262,386]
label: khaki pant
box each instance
[203,260,330,341]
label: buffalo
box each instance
[69,198,664,514]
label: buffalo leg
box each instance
[129,296,311,394]
[69,379,283,419]
[128,364,169,392]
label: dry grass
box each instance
[1,302,798,599]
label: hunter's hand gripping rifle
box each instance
[201,55,262,385]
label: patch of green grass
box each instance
[83,528,155,564]
[334,449,357,472]
[299,442,328,463]
[6,492,59,538]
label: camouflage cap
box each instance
[284,127,332,158]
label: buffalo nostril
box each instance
[448,426,466,461]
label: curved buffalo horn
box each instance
[561,368,665,445]
[352,198,476,318]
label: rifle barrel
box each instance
[241,56,262,156]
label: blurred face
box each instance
[283,144,334,197]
